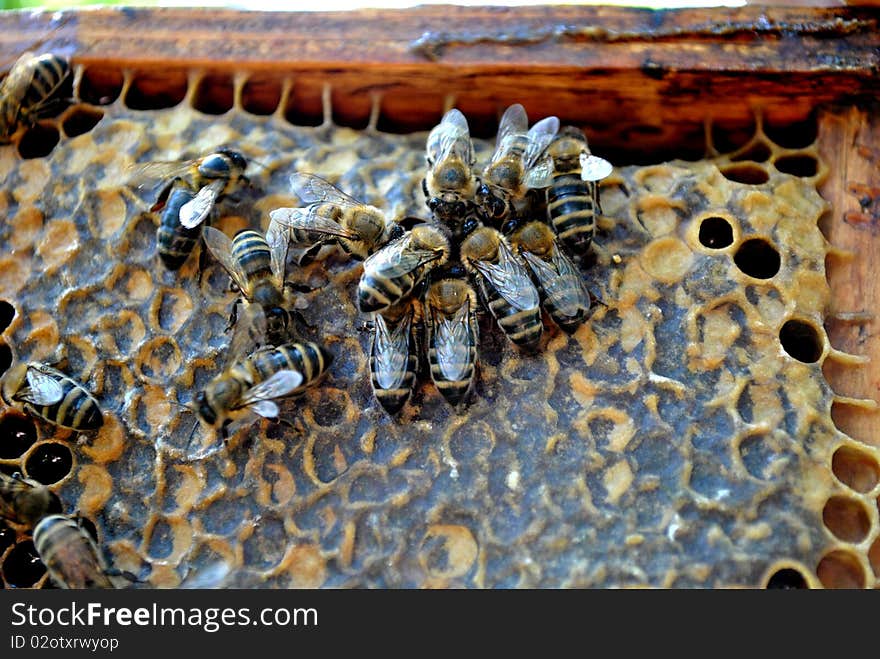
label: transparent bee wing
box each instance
[496,104,529,148]
[471,242,540,311]
[522,156,555,189]
[18,366,64,405]
[290,172,362,208]
[122,160,196,189]
[0,472,28,524]
[523,116,560,168]
[428,108,473,167]
[179,179,223,229]
[179,561,233,589]
[268,206,357,241]
[580,153,614,182]
[249,400,280,419]
[223,304,268,369]
[0,52,39,106]
[202,226,250,293]
[26,59,71,117]
[265,220,290,285]
[365,240,440,279]
[237,370,304,410]
[523,248,590,317]
[434,300,473,381]
[373,310,412,390]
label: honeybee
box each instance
[368,300,418,414]
[127,149,249,270]
[510,221,592,334]
[544,126,613,257]
[268,173,404,262]
[202,225,294,346]
[1,361,103,432]
[422,108,478,226]
[33,514,117,589]
[459,226,543,351]
[474,104,559,225]
[0,471,61,528]
[194,306,333,437]
[0,52,71,143]
[424,270,479,408]
[357,224,449,313]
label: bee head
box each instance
[387,224,406,242]
[475,183,508,222]
[193,391,217,426]
[428,195,469,223]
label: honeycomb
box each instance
[0,65,878,589]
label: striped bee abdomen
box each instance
[22,54,70,112]
[157,184,203,270]
[248,342,333,395]
[30,374,103,431]
[232,230,273,281]
[33,514,115,589]
[546,173,598,255]
[479,279,543,352]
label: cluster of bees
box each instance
[0,51,613,588]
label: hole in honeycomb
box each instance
[241,75,282,116]
[17,123,60,159]
[822,495,871,543]
[125,70,188,110]
[284,82,324,127]
[0,300,14,333]
[25,442,73,485]
[816,550,866,589]
[192,72,235,115]
[61,106,104,138]
[765,567,808,589]
[79,66,124,105]
[711,117,757,153]
[3,540,46,587]
[0,413,38,459]
[831,446,880,493]
[869,536,880,578]
[0,524,14,554]
[698,216,734,249]
[719,164,769,185]
[733,238,781,279]
[730,142,772,163]
[764,115,818,149]
[774,154,818,178]
[779,319,822,363]
[0,343,11,376]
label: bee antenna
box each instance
[187,420,200,444]
[168,399,195,413]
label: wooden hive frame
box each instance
[0,4,878,588]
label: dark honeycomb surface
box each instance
[0,69,878,589]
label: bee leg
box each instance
[297,242,324,267]
[104,567,143,585]
[197,243,210,286]
[44,345,67,368]
[226,299,242,333]
[275,416,301,433]
[292,310,317,334]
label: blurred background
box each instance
[0,1,772,12]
